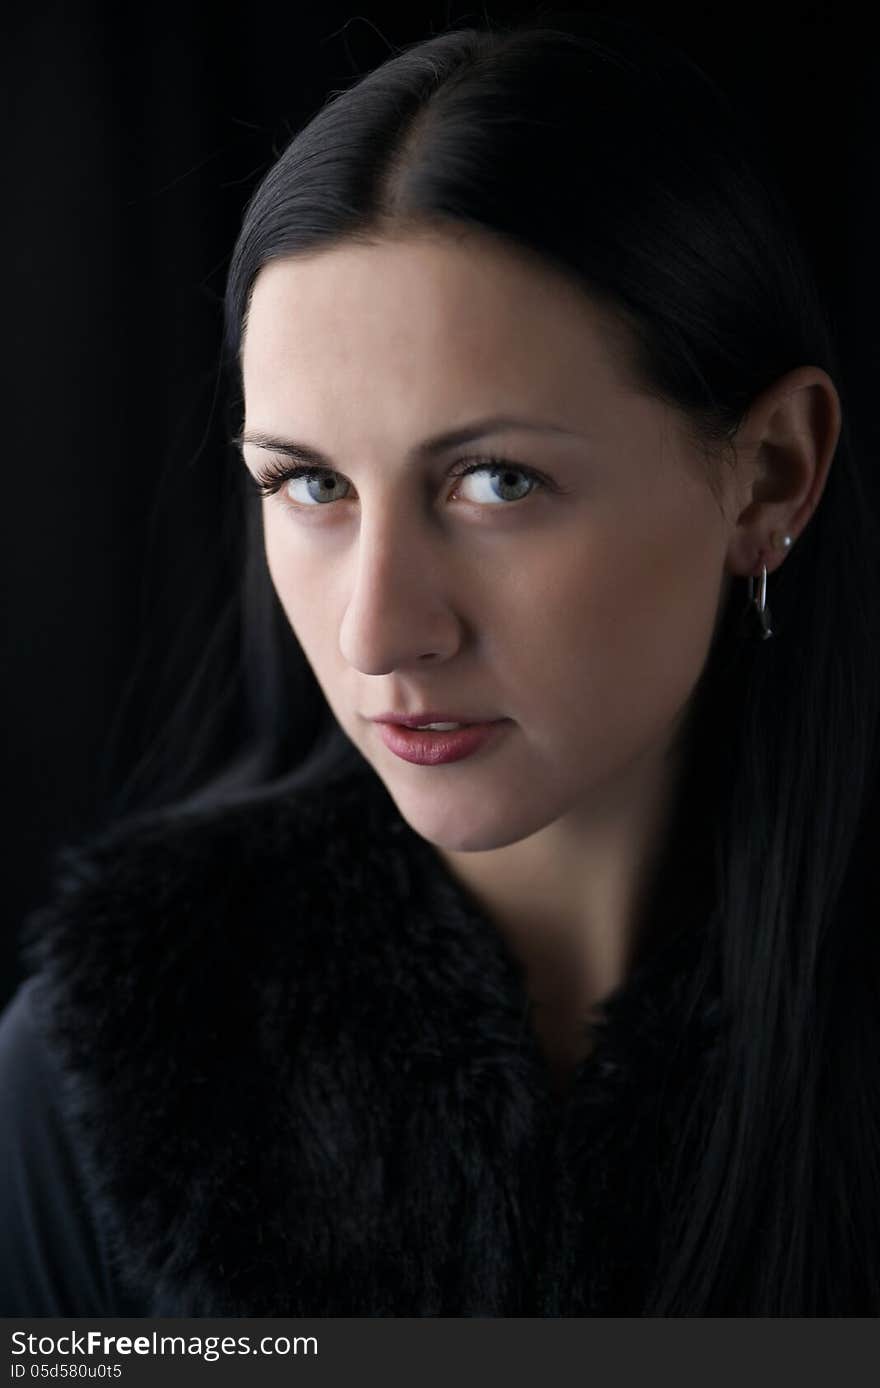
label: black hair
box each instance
[98,9,880,1312]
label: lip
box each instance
[375,719,511,766]
[371,711,498,729]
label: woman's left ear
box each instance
[724,365,842,579]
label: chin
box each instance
[380,777,544,854]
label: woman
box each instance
[2,11,879,1316]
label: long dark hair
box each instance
[98,9,880,1311]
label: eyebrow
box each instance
[230,414,584,467]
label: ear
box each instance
[722,365,842,579]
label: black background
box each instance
[3,1,877,1007]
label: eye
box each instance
[245,456,553,511]
[451,460,542,506]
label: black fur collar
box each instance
[21,762,724,1315]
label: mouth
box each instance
[371,712,501,729]
[374,719,512,766]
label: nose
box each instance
[338,512,463,674]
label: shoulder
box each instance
[0,977,146,1313]
[12,759,417,1155]
[19,764,403,992]
[17,764,417,1077]
[4,767,426,1313]
[0,977,59,1133]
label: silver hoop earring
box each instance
[745,533,792,641]
[747,565,773,640]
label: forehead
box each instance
[241,230,636,420]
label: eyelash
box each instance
[244,456,557,510]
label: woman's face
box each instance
[240,228,735,850]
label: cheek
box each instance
[263,519,326,648]
[509,525,722,748]
[264,520,294,611]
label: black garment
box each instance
[1,761,724,1316]
[0,978,145,1314]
